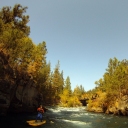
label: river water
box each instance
[0,106,128,128]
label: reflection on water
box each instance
[0,106,128,128]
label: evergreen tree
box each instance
[64,76,72,94]
[52,61,64,101]
[60,70,64,93]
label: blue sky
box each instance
[1,0,128,91]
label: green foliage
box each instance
[0,4,30,35]
[0,4,47,92]
[87,57,128,111]
[0,4,33,71]
[50,61,64,102]
[94,58,128,94]
[64,76,72,94]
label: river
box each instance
[0,106,128,128]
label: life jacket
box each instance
[37,107,44,113]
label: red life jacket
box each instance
[37,107,44,113]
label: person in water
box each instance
[36,105,44,122]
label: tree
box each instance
[27,42,47,78]
[73,85,85,99]
[64,76,72,94]
[60,70,64,92]
[0,4,30,35]
[0,4,32,71]
[52,61,64,101]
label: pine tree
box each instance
[52,61,64,101]
[64,76,72,94]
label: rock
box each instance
[0,51,16,115]
[8,76,39,113]
[16,81,38,106]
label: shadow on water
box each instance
[0,113,35,128]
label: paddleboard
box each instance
[26,120,46,126]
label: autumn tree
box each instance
[27,42,47,78]
[73,84,85,99]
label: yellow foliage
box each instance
[60,89,82,107]
[87,92,107,110]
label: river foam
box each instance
[45,106,128,128]
[63,119,88,124]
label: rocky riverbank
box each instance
[87,93,128,116]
